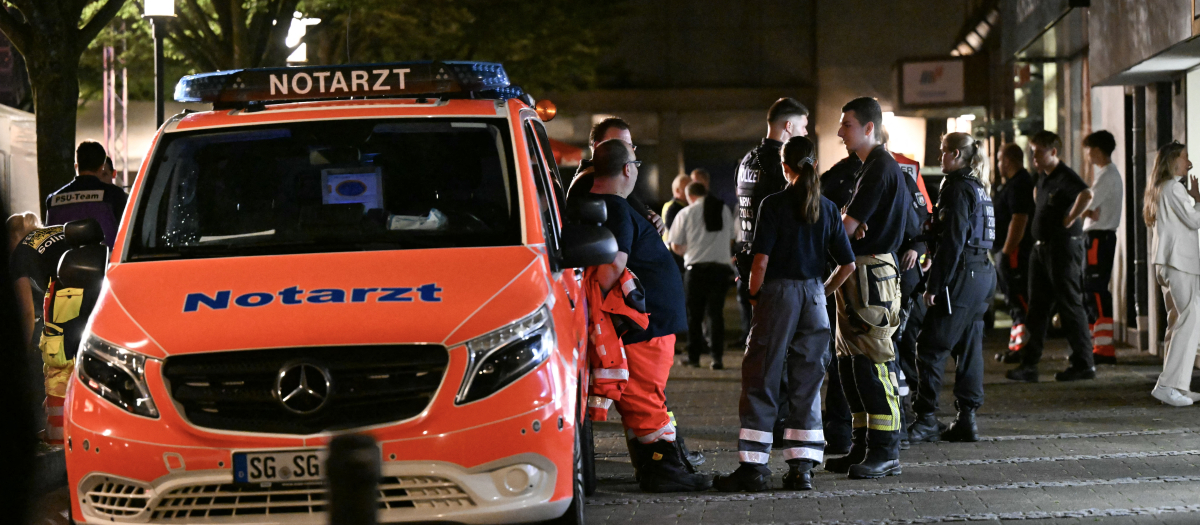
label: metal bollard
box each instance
[326,433,380,525]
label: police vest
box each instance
[966,178,995,250]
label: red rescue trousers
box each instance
[614,334,677,443]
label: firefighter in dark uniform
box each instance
[992,143,1036,363]
[714,136,856,492]
[908,133,997,443]
[824,97,910,480]
[817,150,862,455]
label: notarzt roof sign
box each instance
[175,61,513,105]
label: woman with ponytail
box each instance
[1145,142,1200,406]
[907,132,997,444]
[714,136,856,493]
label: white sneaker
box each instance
[1180,389,1200,402]
[1152,385,1194,407]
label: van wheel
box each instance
[545,389,587,524]
[582,416,596,497]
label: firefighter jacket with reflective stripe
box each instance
[583,266,650,420]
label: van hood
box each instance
[103,247,549,356]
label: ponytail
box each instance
[943,132,990,186]
[782,136,821,224]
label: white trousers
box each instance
[1156,265,1200,391]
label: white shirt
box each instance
[1152,178,1200,275]
[667,197,737,268]
[1084,163,1123,231]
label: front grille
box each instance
[162,345,448,434]
[150,476,473,520]
[83,478,151,518]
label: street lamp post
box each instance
[143,0,176,129]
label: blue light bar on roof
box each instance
[174,61,518,105]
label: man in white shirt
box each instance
[669,182,737,369]
[1081,130,1123,364]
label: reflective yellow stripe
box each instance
[852,412,867,428]
[867,414,900,431]
[873,363,901,431]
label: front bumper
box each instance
[74,453,564,524]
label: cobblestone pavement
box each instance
[585,328,1200,524]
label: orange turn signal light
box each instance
[535,100,557,122]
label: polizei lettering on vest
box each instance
[269,68,411,96]
[183,283,443,312]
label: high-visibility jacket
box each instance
[583,267,649,421]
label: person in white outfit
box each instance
[1144,141,1200,407]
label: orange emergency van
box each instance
[62,61,614,525]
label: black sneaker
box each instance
[1093,354,1117,365]
[781,461,813,491]
[713,463,771,492]
[1005,366,1039,383]
[1054,366,1096,381]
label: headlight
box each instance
[456,306,555,404]
[78,335,160,418]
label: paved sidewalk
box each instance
[586,331,1200,524]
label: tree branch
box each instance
[77,0,126,52]
[0,3,32,53]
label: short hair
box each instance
[6,211,40,248]
[671,174,692,192]
[841,97,883,140]
[592,139,634,179]
[689,168,710,186]
[685,182,707,197]
[589,117,630,145]
[767,98,809,124]
[1083,130,1117,157]
[1030,130,1062,152]
[76,140,108,173]
[1000,143,1024,167]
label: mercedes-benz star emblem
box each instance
[275,362,332,414]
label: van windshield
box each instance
[128,118,521,260]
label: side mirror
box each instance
[567,195,607,225]
[559,224,617,268]
[58,244,108,289]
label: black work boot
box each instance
[1005,365,1039,383]
[1054,366,1096,382]
[995,350,1021,364]
[941,409,978,442]
[678,435,705,469]
[713,463,771,492]
[907,413,941,443]
[782,460,814,491]
[847,448,901,479]
[824,428,866,473]
[625,437,644,481]
[638,440,713,493]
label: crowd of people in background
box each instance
[570,92,1200,494]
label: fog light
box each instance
[493,464,539,496]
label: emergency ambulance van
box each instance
[62,61,614,525]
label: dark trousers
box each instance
[896,297,925,399]
[737,277,754,344]
[685,263,734,364]
[1022,238,1095,370]
[1084,230,1117,323]
[915,255,995,414]
[839,355,901,459]
[994,244,1031,326]
[737,279,830,464]
[823,300,853,448]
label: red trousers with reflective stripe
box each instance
[614,334,676,442]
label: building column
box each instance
[657,110,684,204]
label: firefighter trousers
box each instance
[1085,230,1117,358]
[737,279,829,465]
[615,334,678,443]
[839,355,902,459]
[915,255,994,414]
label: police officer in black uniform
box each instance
[908,133,997,443]
[736,98,810,341]
[817,149,861,454]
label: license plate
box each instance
[233,449,327,484]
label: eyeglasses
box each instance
[627,160,642,167]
